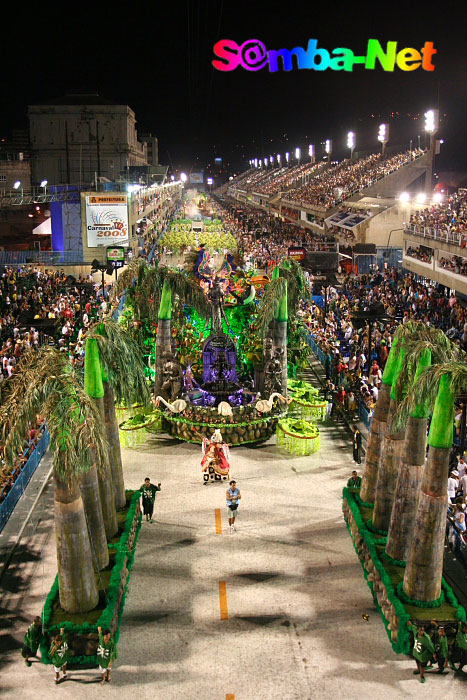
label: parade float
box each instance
[343,322,466,654]
[114,204,320,457]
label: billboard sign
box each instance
[106,246,125,268]
[288,246,306,261]
[189,172,204,184]
[85,194,129,247]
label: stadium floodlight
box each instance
[325,139,332,155]
[229,176,234,181]
[254,158,258,167]
[399,192,410,203]
[416,192,427,204]
[285,151,290,163]
[308,144,315,159]
[40,179,48,188]
[347,132,355,158]
[170,174,175,181]
[264,157,268,167]
[424,109,439,133]
[13,180,21,189]
[295,147,301,160]
[433,192,443,203]
[180,172,187,182]
[207,177,213,186]
[378,124,389,143]
[277,154,281,164]
[270,155,274,164]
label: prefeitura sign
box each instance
[85,195,129,247]
[106,246,125,269]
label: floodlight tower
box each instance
[285,151,290,165]
[324,139,332,159]
[295,147,301,166]
[424,108,439,194]
[308,144,315,163]
[347,131,355,159]
[378,124,389,156]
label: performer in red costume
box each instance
[193,428,231,483]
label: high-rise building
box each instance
[139,133,159,166]
[28,93,149,186]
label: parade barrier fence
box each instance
[342,487,466,655]
[0,428,50,533]
[40,489,142,666]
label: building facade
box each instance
[28,93,149,187]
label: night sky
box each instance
[1,2,465,173]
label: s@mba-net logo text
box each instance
[212,38,437,73]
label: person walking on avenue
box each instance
[428,621,449,673]
[97,626,117,684]
[21,616,43,666]
[407,622,435,683]
[226,479,241,533]
[347,470,362,490]
[353,426,362,465]
[140,477,161,523]
[49,628,69,684]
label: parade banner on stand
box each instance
[85,195,129,247]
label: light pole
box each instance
[308,144,315,163]
[347,132,355,159]
[295,147,301,166]
[325,139,332,160]
[378,124,389,156]
[285,151,290,165]
[424,108,439,194]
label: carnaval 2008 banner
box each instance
[85,195,129,247]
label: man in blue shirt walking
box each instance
[226,480,241,533]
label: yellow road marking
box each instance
[226,695,235,700]
[215,508,222,535]
[219,580,228,620]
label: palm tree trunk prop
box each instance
[272,266,288,394]
[102,372,126,509]
[155,280,173,397]
[54,469,99,612]
[79,462,109,571]
[372,348,406,531]
[360,336,400,504]
[84,338,118,538]
[386,348,431,560]
[403,373,454,601]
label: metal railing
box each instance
[0,428,50,533]
[405,224,467,248]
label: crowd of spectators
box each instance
[283,149,424,210]
[253,162,322,196]
[439,254,467,278]
[217,194,336,270]
[405,244,434,263]
[407,189,467,245]
[0,415,46,506]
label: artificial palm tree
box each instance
[372,347,407,531]
[402,361,467,602]
[0,347,109,612]
[84,338,118,538]
[87,320,151,509]
[360,335,400,504]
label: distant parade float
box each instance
[114,195,320,456]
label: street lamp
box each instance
[207,177,213,193]
[13,181,21,189]
[180,172,187,183]
[308,144,315,162]
[378,124,389,156]
[40,179,48,188]
[295,147,301,165]
[347,132,355,159]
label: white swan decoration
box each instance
[155,396,187,413]
[217,401,233,417]
[255,392,287,413]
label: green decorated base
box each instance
[276,418,320,456]
[343,487,466,655]
[39,490,142,666]
[162,410,287,445]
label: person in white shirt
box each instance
[457,456,466,479]
[448,471,459,503]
